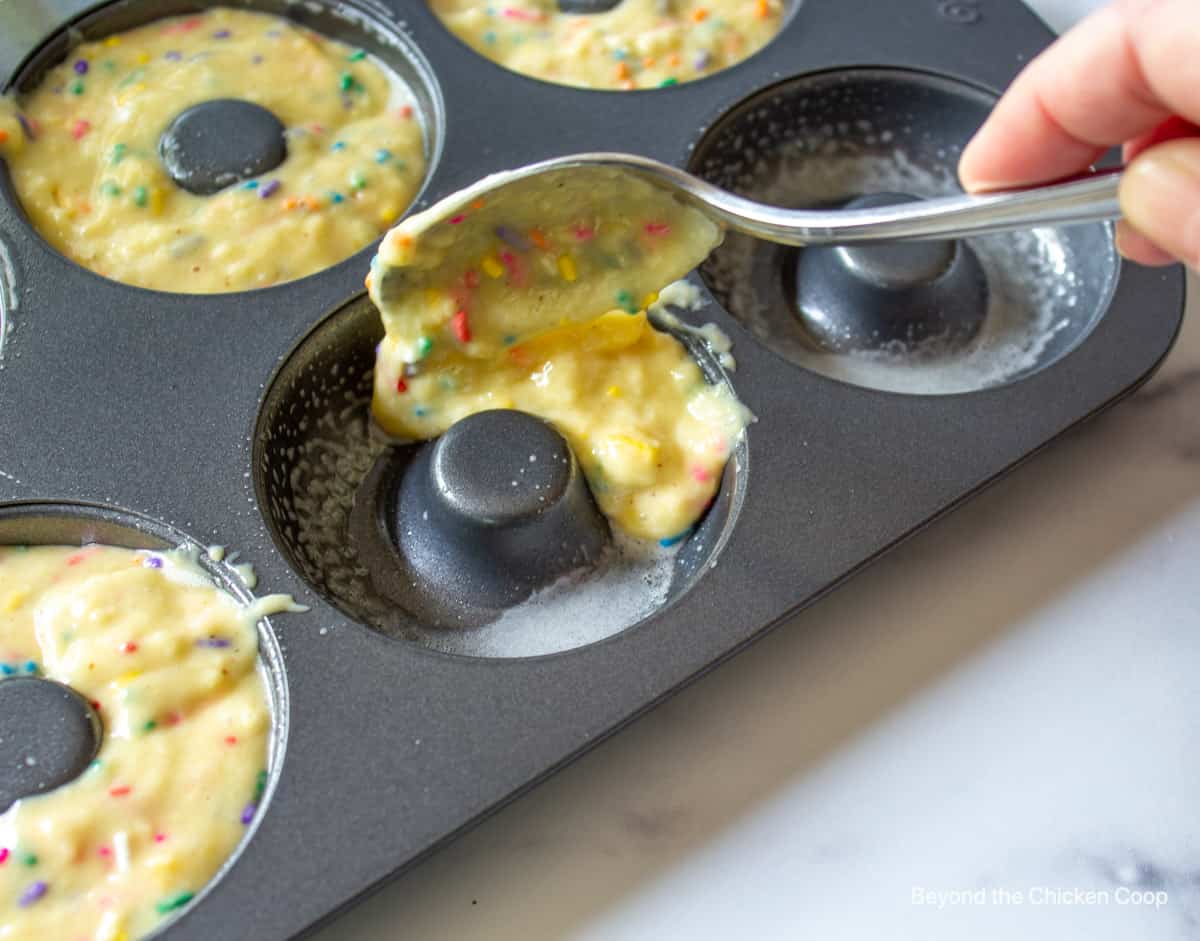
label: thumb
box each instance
[1119,139,1200,269]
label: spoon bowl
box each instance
[375,151,1120,309]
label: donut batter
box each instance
[0,544,287,940]
[428,0,785,90]
[368,167,750,542]
[0,8,426,293]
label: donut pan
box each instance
[0,0,1186,937]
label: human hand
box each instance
[959,0,1200,268]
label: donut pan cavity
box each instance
[0,502,290,931]
[0,0,1185,937]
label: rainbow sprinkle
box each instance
[451,310,472,344]
[496,225,531,251]
[195,636,231,648]
[155,890,194,914]
[17,881,47,907]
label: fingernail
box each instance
[959,174,1019,194]
[1119,141,1200,267]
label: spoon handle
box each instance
[711,168,1123,246]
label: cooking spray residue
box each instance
[275,359,392,621]
[427,533,680,658]
[281,380,686,656]
[0,232,16,365]
[701,126,1116,394]
[262,308,732,656]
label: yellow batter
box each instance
[428,0,785,90]
[368,167,750,542]
[0,544,288,940]
[0,8,426,293]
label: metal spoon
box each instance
[422,152,1121,245]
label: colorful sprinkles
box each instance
[1,660,40,676]
[428,0,782,90]
[155,890,195,914]
[451,310,472,344]
[1,6,427,293]
[18,880,47,907]
[0,544,280,936]
[367,163,749,545]
[196,636,232,648]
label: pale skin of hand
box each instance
[958,0,1200,268]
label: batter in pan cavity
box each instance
[0,8,426,293]
[368,167,750,543]
[0,544,295,940]
[428,0,785,90]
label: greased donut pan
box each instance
[0,0,1185,938]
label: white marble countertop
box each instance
[319,4,1200,938]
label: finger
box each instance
[960,0,1200,191]
[1119,138,1200,268]
[1115,220,1177,266]
[1120,118,1197,265]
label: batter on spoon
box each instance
[368,165,750,542]
[0,544,293,940]
[0,8,426,293]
